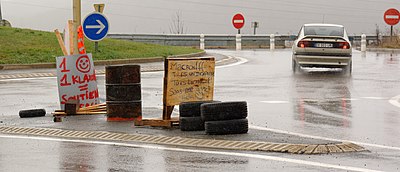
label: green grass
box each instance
[0,27,202,64]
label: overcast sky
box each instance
[1,0,400,35]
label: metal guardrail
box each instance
[108,33,381,48]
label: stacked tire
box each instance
[201,101,248,135]
[179,101,218,131]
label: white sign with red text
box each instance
[56,53,99,110]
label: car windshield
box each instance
[304,26,344,37]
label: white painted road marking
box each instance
[260,101,289,104]
[0,135,382,172]
[389,95,400,108]
[216,56,248,69]
[361,97,387,100]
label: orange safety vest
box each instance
[77,25,86,54]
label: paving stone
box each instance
[313,145,329,154]
[302,145,318,154]
[336,143,356,152]
[326,144,343,153]
[346,143,366,152]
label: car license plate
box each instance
[315,43,333,48]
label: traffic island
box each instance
[0,126,366,154]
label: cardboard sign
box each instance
[56,53,99,110]
[164,57,215,106]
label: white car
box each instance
[292,23,352,74]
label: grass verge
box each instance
[0,27,202,64]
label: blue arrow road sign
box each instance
[82,12,109,41]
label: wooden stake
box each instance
[72,0,81,55]
[68,20,74,55]
[54,29,68,56]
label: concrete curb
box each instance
[0,51,205,71]
[366,48,400,52]
[356,47,400,52]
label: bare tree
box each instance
[169,11,187,34]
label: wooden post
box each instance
[68,20,74,55]
[54,29,68,56]
[73,0,81,55]
[162,58,173,120]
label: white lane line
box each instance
[216,56,248,69]
[0,55,248,81]
[303,104,350,120]
[0,77,51,82]
[0,135,382,172]
[361,97,387,100]
[389,95,400,108]
[249,125,400,151]
[260,101,289,104]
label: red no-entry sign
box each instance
[232,13,245,29]
[384,8,400,26]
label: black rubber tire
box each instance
[179,116,205,131]
[179,101,219,117]
[292,59,301,73]
[292,59,297,73]
[201,101,247,121]
[19,109,46,118]
[342,61,352,75]
[205,119,248,135]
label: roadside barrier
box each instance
[105,65,142,121]
[179,101,219,131]
[201,101,249,135]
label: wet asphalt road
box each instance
[1,49,400,171]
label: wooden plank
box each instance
[79,103,106,111]
[68,20,74,55]
[162,105,174,120]
[54,29,68,56]
[53,111,106,116]
[164,57,215,106]
[135,118,179,128]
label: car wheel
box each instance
[205,119,248,135]
[201,101,248,121]
[179,101,219,117]
[292,59,300,73]
[179,116,205,131]
[19,109,46,118]
[342,61,352,75]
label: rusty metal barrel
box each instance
[106,65,142,121]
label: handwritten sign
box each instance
[56,53,99,110]
[164,57,215,106]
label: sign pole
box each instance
[73,0,81,55]
[0,1,3,21]
[238,29,240,34]
[94,5,101,52]
[391,25,393,41]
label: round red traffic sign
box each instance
[232,13,245,29]
[384,8,400,26]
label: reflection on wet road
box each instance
[209,49,400,149]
